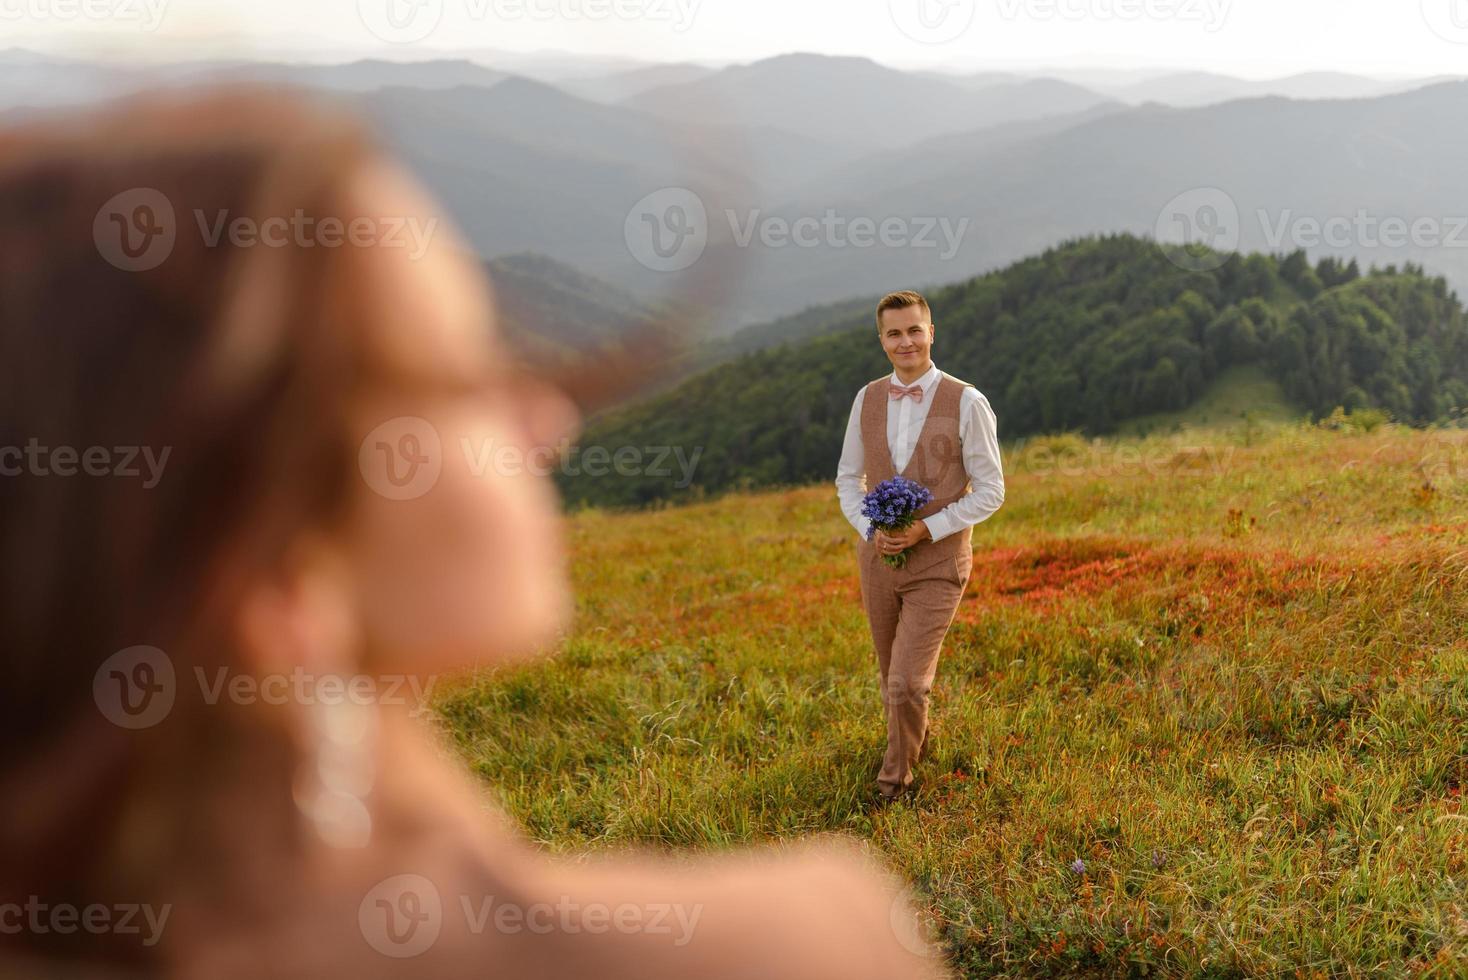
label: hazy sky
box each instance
[11,0,1468,77]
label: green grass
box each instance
[431,419,1468,977]
[1116,365,1302,439]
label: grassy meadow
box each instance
[432,413,1468,977]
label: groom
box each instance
[834,290,1005,804]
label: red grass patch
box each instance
[970,538,1157,601]
[957,537,1384,627]
[660,535,1421,644]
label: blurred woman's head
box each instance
[0,87,579,961]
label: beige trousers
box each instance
[857,542,972,796]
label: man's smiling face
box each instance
[878,303,934,376]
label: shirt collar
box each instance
[889,361,939,392]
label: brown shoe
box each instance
[871,783,913,809]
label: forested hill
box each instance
[556,233,1468,509]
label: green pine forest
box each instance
[555,233,1468,509]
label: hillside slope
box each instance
[556,234,1468,508]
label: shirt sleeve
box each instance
[922,387,1005,543]
[834,386,873,541]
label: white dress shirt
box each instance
[834,361,1005,543]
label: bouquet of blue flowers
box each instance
[861,475,933,568]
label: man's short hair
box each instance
[875,290,931,330]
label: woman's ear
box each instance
[234,539,361,680]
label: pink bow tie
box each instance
[888,383,924,403]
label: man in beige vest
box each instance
[835,291,1006,804]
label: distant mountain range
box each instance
[3,48,1450,111]
[730,77,1468,323]
[620,52,1115,149]
[7,48,1468,333]
[371,60,1468,329]
[557,62,715,103]
[1094,69,1456,107]
[0,50,508,109]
